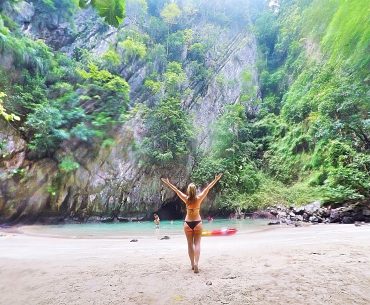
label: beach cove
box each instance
[1,224,370,305]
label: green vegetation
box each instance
[0,0,369,214]
[120,37,147,62]
[192,104,260,210]
[0,3,129,158]
[141,97,193,165]
[191,0,369,211]
[79,0,126,27]
[160,2,181,55]
[59,156,80,173]
[0,92,20,122]
[248,0,370,206]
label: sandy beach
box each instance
[0,224,370,305]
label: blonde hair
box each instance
[187,183,197,201]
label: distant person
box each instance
[153,213,160,229]
[207,216,214,222]
[161,174,223,273]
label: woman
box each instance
[161,174,223,273]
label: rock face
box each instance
[0,1,259,223]
[1,0,35,24]
[186,30,259,149]
[1,0,116,55]
[0,114,191,223]
[258,201,370,225]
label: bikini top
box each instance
[186,205,200,213]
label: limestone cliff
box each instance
[0,0,259,223]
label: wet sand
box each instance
[0,224,370,305]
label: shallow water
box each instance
[20,218,269,239]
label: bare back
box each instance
[182,196,205,221]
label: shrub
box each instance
[59,156,80,173]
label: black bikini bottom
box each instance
[185,220,202,230]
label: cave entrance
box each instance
[157,197,184,220]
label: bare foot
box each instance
[194,265,199,273]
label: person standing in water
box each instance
[161,174,223,273]
[153,213,160,229]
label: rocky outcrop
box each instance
[0,114,191,223]
[1,0,116,55]
[1,0,34,25]
[257,201,370,225]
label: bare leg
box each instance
[193,228,202,273]
[184,227,195,269]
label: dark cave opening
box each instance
[156,197,185,220]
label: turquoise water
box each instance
[22,219,269,239]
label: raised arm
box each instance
[161,178,188,203]
[198,173,223,201]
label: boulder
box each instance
[267,207,278,216]
[329,209,341,223]
[101,217,114,223]
[303,201,321,214]
[309,215,319,223]
[293,206,305,215]
[362,207,370,216]
[302,212,310,222]
[293,215,303,222]
[342,216,354,224]
[252,210,275,219]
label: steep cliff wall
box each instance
[0,0,259,223]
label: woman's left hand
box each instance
[161,178,170,184]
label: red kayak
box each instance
[202,228,237,236]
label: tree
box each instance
[79,0,126,28]
[25,105,69,155]
[77,64,130,119]
[163,61,186,97]
[160,2,181,55]
[141,97,193,164]
[119,37,147,62]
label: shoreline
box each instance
[1,220,367,240]
[1,219,275,240]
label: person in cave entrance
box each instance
[161,174,223,273]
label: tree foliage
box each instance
[251,0,370,205]
[120,37,147,62]
[0,92,20,122]
[141,97,193,165]
[79,0,126,27]
[160,2,181,24]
